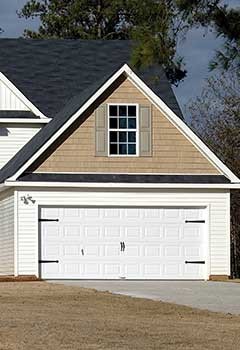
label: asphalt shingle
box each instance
[0,39,182,118]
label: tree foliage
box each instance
[19,1,240,83]
[19,0,187,85]
[188,70,240,277]
[176,0,240,71]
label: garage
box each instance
[39,206,207,280]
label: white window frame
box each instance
[107,103,139,157]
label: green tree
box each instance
[188,70,240,277]
[19,1,240,81]
[177,0,240,71]
[19,0,188,85]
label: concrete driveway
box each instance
[51,280,240,315]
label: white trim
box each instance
[9,65,129,181]
[14,190,18,276]
[0,118,50,124]
[37,204,208,280]
[107,103,139,157]
[0,72,48,119]
[6,64,240,183]
[226,190,231,276]
[205,204,211,280]
[4,180,240,189]
[125,70,239,183]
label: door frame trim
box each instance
[37,204,209,280]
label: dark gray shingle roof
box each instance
[18,173,230,184]
[0,111,39,119]
[0,69,121,183]
[0,39,182,118]
[0,39,185,183]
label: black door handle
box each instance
[39,260,59,263]
[185,261,205,264]
[120,242,126,252]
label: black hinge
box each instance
[185,220,205,223]
[39,218,59,222]
[185,261,205,264]
[39,260,59,263]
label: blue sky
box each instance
[0,0,238,118]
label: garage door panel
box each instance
[63,263,81,274]
[184,264,204,277]
[184,246,202,258]
[103,226,121,239]
[84,245,101,257]
[40,206,206,279]
[83,263,101,276]
[63,245,80,256]
[164,246,181,258]
[163,225,182,240]
[43,245,60,257]
[63,226,81,238]
[104,245,121,257]
[84,226,101,239]
[103,263,121,276]
[124,226,142,240]
[182,226,202,240]
[124,245,141,257]
[144,246,161,257]
[143,226,163,240]
[123,263,141,276]
[163,208,182,220]
[144,264,161,276]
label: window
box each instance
[108,104,138,156]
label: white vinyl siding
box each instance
[16,188,230,278]
[0,80,29,110]
[0,124,41,169]
[0,190,14,275]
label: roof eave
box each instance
[4,180,240,189]
[1,63,239,184]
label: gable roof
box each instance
[0,64,239,185]
[0,39,182,119]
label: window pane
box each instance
[109,105,118,116]
[128,132,136,142]
[119,132,127,142]
[119,118,127,128]
[119,105,127,116]
[110,131,118,142]
[110,118,118,129]
[119,144,127,154]
[128,118,136,129]
[128,105,136,117]
[110,143,118,155]
[128,144,136,155]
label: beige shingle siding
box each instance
[0,189,14,275]
[35,78,220,174]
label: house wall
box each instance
[16,188,230,277]
[35,78,220,174]
[0,189,14,275]
[0,124,41,169]
[0,79,29,110]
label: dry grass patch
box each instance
[0,282,239,349]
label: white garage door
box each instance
[39,207,207,279]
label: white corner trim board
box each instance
[6,64,240,183]
[0,72,48,119]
